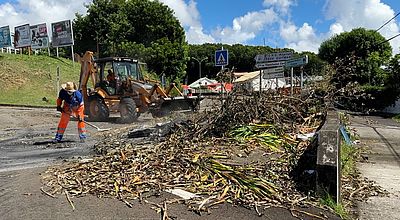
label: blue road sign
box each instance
[285,55,309,68]
[215,50,228,66]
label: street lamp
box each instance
[191,57,207,94]
[191,57,208,80]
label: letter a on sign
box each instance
[215,50,228,66]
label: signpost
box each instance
[255,51,292,92]
[285,55,309,94]
[263,71,284,79]
[255,61,286,69]
[215,48,228,96]
[255,51,293,63]
[263,67,284,79]
[285,55,309,68]
[215,49,228,66]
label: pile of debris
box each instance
[41,91,328,217]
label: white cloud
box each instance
[275,0,400,53]
[162,0,279,45]
[324,0,400,54]
[329,23,344,36]
[186,26,215,44]
[0,0,90,31]
[280,22,321,52]
[159,0,200,28]
[212,9,278,44]
[159,0,215,44]
[263,0,295,14]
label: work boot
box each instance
[52,139,61,143]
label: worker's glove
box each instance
[78,116,84,122]
[56,106,63,112]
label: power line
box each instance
[376,12,400,32]
[376,33,400,46]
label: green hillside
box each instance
[0,52,81,107]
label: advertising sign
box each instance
[14,24,31,48]
[0,26,12,48]
[30,23,49,49]
[51,20,74,47]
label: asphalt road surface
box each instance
[351,115,400,220]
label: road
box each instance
[351,115,400,220]
[0,106,133,172]
[0,106,338,220]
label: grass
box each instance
[341,143,359,177]
[393,114,400,123]
[0,52,80,107]
[320,193,349,220]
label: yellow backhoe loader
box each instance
[77,51,201,123]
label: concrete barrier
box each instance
[316,110,341,203]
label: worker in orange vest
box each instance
[53,82,87,143]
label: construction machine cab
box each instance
[95,57,151,95]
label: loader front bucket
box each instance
[150,95,203,118]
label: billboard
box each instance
[51,20,74,47]
[14,24,31,48]
[0,26,12,48]
[30,23,49,49]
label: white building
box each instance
[233,71,287,92]
[188,77,218,94]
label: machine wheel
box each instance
[88,97,109,121]
[117,98,138,123]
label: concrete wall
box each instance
[383,99,400,114]
[316,111,341,203]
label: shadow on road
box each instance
[371,127,400,167]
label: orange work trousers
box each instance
[55,105,86,141]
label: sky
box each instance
[1,0,400,54]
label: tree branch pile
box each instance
[42,91,331,217]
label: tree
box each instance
[318,28,400,111]
[387,54,400,89]
[300,52,327,76]
[73,0,187,81]
[318,28,392,85]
